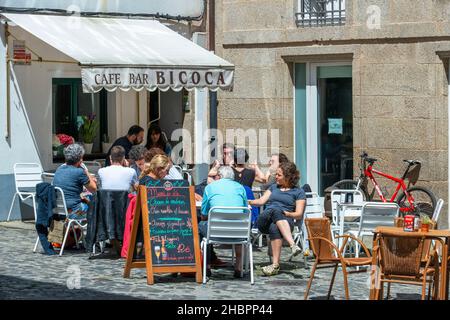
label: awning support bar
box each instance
[5,21,10,140]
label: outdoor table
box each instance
[369,226,450,300]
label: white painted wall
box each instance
[0,21,41,175]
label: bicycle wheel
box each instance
[332,179,359,189]
[396,186,437,218]
[331,179,370,200]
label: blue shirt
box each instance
[201,178,248,216]
[265,184,306,212]
[53,164,89,211]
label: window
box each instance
[296,0,346,27]
[52,78,107,158]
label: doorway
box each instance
[148,89,185,161]
[295,63,352,195]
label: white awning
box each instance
[2,13,234,92]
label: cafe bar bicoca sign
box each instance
[82,67,234,93]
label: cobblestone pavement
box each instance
[0,222,425,300]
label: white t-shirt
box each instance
[98,165,138,191]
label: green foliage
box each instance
[420,213,432,225]
[79,115,99,143]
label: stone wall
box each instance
[215,0,450,226]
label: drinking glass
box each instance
[154,245,161,263]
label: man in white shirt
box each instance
[98,146,138,191]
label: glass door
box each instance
[317,66,352,194]
[294,63,352,195]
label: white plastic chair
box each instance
[330,189,364,241]
[291,192,324,262]
[183,170,193,185]
[351,202,399,259]
[172,165,183,176]
[7,163,43,223]
[432,199,444,225]
[33,187,87,256]
[201,206,253,284]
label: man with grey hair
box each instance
[199,165,248,278]
[53,143,97,220]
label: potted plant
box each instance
[52,134,74,157]
[79,114,99,154]
[420,214,432,232]
[102,134,113,154]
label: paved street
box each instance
[0,222,424,300]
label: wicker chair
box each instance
[304,218,372,300]
[373,232,442,300]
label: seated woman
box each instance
[139,154,172,185]
[232,148,255,188]
[143,148,183,180]
[248,161,305,276]
[53,143,97,220]
[145,123,172,156]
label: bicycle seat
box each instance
[403,159,421,165]
[365,157,377,164]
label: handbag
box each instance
[47,219,65,244]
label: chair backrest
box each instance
[83,161,102,175]
[358,202,399,235]
[206,206,252,241]
[304,192,324,218]
[183,171,193,185]
[330,189,364,225]
[53,187,69,217]
[173,165,183,176]
[13,163,43,191]
[305,218,335,260]
[432,199,444,223]
[378,234,426,276]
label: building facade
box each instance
[215,0,450,227]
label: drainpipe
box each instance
[208,0,218,158]
[5,21,10,140]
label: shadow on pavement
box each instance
[0,275,138,300]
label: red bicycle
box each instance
[336,152,436,217]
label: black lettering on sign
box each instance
[146,180,195,266]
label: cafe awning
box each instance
[2,13,234,92]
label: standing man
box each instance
[105,125,144,166]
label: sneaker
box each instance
[261,264,280,276]
[290,244,302,257]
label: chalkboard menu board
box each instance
[123,181,202,284]
[147,181,195,266]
